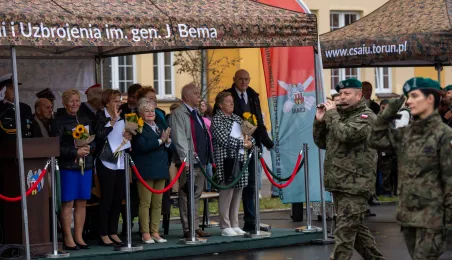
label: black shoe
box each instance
[75,242,90,249]
[243,224,256,232]
[99,238,115,247]
[109,236,124,246]
[63,243,79,251]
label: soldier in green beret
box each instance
[313,78,384,260]
[368,77,452,259]
[439,85,452,127]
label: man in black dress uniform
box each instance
[0,73,33,141]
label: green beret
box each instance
[444,85,452,91]
[335,78,362,93]
[402,77,441,96]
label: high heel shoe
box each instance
[108,236,124,246]
[75,242,91,249]
[99,238,114,247]
[63,243,79,251]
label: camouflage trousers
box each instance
[330,192,385,260]
[402,227,446,260]
[377,156,393,195]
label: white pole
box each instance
[10,46,31,260]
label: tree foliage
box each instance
[173,50,242,100]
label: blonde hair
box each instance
[62,89,80,106]
[137,97,156,114]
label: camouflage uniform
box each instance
[313,99,384,260]
[369,110,452,260]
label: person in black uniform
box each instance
[216,69,274,232]
[0,73,33,141]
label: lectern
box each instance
[0,137,59,255]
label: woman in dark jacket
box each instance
[52,89,95,250]
[131,98,172,244]
[95,89,132,246]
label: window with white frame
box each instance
[375,67,392,93]
[153,52,175,99]
[330,11,360,89]
[109,55,137,93]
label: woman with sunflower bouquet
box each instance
[51,89,96,250]
[95,89,133,247]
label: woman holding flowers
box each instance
[95,89,132,246]
[131,98,172,244]
[211,92,254,237]
[52,89,96,250]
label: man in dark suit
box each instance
[31,98,53,138]
[79,84,103,125]
[218,69,274,232]
[119,83,142,118]
[0,74,33,141]
[362,81,381,115]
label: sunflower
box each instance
[243,112,252,120]
[72,131,81,139]
[75,125,85,134]
[125,113,137,118]
[252,115,257,125]
[137,118,144,127]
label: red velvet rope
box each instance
[260,153,302,189]
[0,167,48,202]
[131,161,186,194]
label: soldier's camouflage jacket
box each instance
[368,111,452,230]
[313,99,377,199]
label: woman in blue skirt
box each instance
[52,89,96,250]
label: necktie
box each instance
[240,93,246,110]
[191,109,202,128]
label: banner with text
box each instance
[259,0,331,204]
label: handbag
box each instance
[98,139,117,164]
[223,136,243,185]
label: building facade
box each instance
[102,0,451,117]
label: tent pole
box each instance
[10,46,31,260]
[435,64,442,83]
[296,0,335,245]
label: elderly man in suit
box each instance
[170,83,213,239]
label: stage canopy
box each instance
[320,0,452,69]
[0,0,317,59]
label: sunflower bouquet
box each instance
[124,113,144,135]
[113,113,144,157]
[72,124,95,175]
[241,112,258,137]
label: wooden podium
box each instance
[0,137,59,255]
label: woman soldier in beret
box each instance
[368,77,452,260]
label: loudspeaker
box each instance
[291,202,304,222]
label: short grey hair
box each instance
[181,82,198,101]
[87,87,102,102]
[137,97,156,114]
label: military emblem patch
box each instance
[337,82,344,89]
[360,114,368,119]
[403,83,410,93]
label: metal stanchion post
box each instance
[312,149,335,244]
[245,147,271,238]
[180,149,206,244]
[117,154,143,252]
[46,158,70,258]
[298,144,321,233]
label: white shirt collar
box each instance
[184,102,197,113]
[104,109,111,118]
[236,88,247,102]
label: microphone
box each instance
[317,103,349,108]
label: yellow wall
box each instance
[207,48,271,130]
[414,67,445,86]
